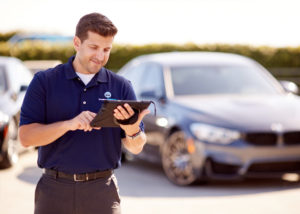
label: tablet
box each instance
[90,99,153,127]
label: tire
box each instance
[0,119,19,169]
[161,131,200,186]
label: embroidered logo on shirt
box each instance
[104,91,112,98]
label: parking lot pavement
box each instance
[1,150,300,214]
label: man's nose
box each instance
[95,50,104,61]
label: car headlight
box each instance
[190,123,241,145]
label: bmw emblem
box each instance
[271,123,283,132]
[104,91,112,98]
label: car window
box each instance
[7,59,33,93]
[121,63,149,95]
[0,66,7,94]
[171,65,280,95]
[139,63,165,99]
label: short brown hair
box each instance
[75,13,118,41]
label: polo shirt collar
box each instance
[65,56,78,80]
[65,55,108,83]
[96,67,108,83]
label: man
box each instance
[19,13,149,214]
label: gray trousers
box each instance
[34,173,121,214]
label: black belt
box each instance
[44,169,113,182]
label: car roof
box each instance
[0,56,21,64]
[133,52,256,67]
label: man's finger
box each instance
[117,105,130,118]
[114,108,125,120]
[85,112,97,131]
[83,111,95,122]
[78,117,90,131]
[137,109,151,124]
[82,112,95,130]
[87,111,97,118]
[124,103,134,116]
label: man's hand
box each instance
[66,111,101,132]
[19,111,101,147]
[113,103,150,135]
[113,103,150,154]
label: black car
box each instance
[0,56,33,168]
[119,52,300,186]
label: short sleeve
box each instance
[120,80,145,138]
[19,73,46,126]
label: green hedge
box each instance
[1,41,75,63]
[108,44,300,70]
[0,42,10,56]
[1,41,300,71]
[0,31,17,42]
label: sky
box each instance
[1,0,300,47]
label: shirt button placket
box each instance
[81,87,88,111]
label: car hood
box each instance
[172,94,300,132]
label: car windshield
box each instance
[170,65,281,96]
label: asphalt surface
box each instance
[1,150,300,214]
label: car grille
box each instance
[248,161,300,173]
[244,131,300,146]
[245,133,277,146]
[284,131,300,145]
[210,160,240,175]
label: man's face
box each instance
[73,31,114,74]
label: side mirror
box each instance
[19,85,28,92]
[140,90,157,98]
[140,90,167,104]
[279,81,299,95]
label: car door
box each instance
[0,66,8,95]
[119,61,167,162]
[135,63,167,163]
[6,59,33,111]
[0,65,15,115]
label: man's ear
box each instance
[73,36,81,51]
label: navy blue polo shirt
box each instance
[20,56,144,174]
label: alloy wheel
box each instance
[162,131,197,186]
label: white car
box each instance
[0,56,33,168]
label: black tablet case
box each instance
[90,100,152,127]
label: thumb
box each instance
[137,109,150,123]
